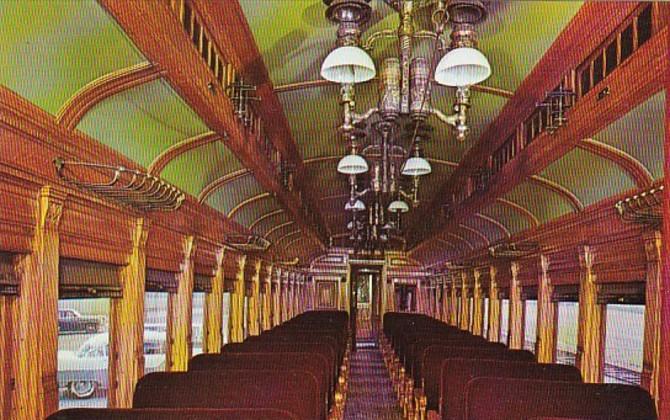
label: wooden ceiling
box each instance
[0,1,665,266]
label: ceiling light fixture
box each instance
[322,0,490,254]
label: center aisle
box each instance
[343,342,402,420]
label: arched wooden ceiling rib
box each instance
[148,131,222,174]
[56,62,164,129]
[457,224,490,246]
[577,138,654,188]
[272,230,302,249]
[273,79,514,99]
[284,237,319,257]
[436,238,459,251]
[495,198,540,227]
[198,169,251,202]
[528,175,584,212]
[248,209,285,231]
[473,213,512,238]
[264,221,295,239]
[444,232,475,250]
[227,192,271,219]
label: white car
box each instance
[58,330,167,399]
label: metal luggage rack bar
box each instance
[54,158,185,212]
[615,185,663,228]
[224,234,271,252]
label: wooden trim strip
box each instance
[148,131,221,175]
[529,175,584,212]
[458,224,491,246]
[578,138,655,188]
[56,62,163,130]
[272,230,302,248]
[227,192,271,219]
[496,198,540,227]
[445,232,475,250]
[248,209,285,231]
[473,213,512,238]
[197,169,250,203]
[264,221,295,240]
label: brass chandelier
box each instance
[321,0,491,252]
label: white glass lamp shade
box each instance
[337,153,369,175]
[401,156,432,176]
[388,200,410,213]
[345,199,366,212]
[435,47,491,87]
[321,46,376,84]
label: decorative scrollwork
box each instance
[615,185,663,228]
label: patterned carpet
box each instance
[343,342,402,419]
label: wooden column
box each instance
[230,254,246,343]
[281,271,289,323]
[441,278,449,323]
[261,263,272,331]
[449,277,458,326]
[642,231,662,397]
[166,236,196,372]
[247,259,261,336]
[459,272,470,330]
[13,187,65,419]
[508,262,525,349]
[658,73,670,418]
[576,246,606,383]
[273,268,281,327]
[536,255,557,363]
[204,247,225,353]
[109,218,148,407]
[488,266,501,342]
[472,269,484,336]
[0,294,14,420]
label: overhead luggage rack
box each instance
[615,185,663,228]
[224,234,271,252]
[54,158,185,212]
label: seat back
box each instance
[422,345,535,410]
[440,360,582,419]
[47,408,299,420]
[464,378,657,420]
[133,371,323,420]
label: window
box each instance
[604,304,645,385]
[555,302,578,365]
[58,298,109,408]
[222,292,231,345]
[524,300,538,352]
[144,292,168,373]
[500,299,510,345]
[192,292,205,355]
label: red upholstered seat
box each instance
[464,378,657,420]
[421,345,535,411]
[47,408,299,419]
[133,370,323,420]
[440,360,582,420]
[189,352,330,409]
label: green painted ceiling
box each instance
[480,201,532,236]
[539,147,637,208]
[205,173,266,217]
[592,91,665,180]
[0,0,145,115]
[161,141,245,198]
[254,212,291,236]
[503,181,574,226]
[77,78,210,168]
[461,215,507,244]
[234,195,282,228]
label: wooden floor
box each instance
[344,343,402,420]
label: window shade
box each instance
[146,269,179,293]
[0,252,18,296]
[551,284,580,302]
[59,258,122,298]
[596,282,645,305]
[194,274,213,293]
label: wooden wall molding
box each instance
[148,131,222,175]
[56,62,164,130]
[496,198,540,227]
[578,138,655,188]
[529,175,584,212]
